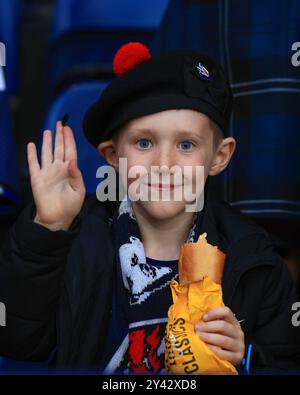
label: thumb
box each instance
[68,159,84,191]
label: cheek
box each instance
[117,143,145,166]
[191,149,212,177]
[182,153,209,193]
[119,156,149,190]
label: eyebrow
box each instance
[131,128,204,140]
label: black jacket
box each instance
[0,192,299,373]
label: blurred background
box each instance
[0,0,299,369]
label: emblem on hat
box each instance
[196,62,211,81]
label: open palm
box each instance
[27,121,86,230]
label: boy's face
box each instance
[98,109,235,221]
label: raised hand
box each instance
[27,121,86,231]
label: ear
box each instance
[97,139,119,170]
[208,137,236,176]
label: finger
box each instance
[195,320,236,338]
[54,121,64,161]
[41,130,53,167]
[68,159,85,193]
[197,332,237,351]
[203,307,237,325]
[27,142,40,177]
[63,126,77,162]
[205,344,238,364]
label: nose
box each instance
[152,144,174,169]
[149,144,178,185]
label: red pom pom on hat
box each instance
[113,42,152,77]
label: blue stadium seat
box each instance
[0,91,20,215]
[49,0,170,93]
[43,81,109,195]
[52,0,170,37]
[0,0,21,95]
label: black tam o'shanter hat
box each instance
[83,42,233,148]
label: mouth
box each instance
[146,183,182,190]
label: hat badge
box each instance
[196,62,211,81]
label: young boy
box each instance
[0,42,299,374]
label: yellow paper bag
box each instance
[165,233,237,375]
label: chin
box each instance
[136,200,187,221]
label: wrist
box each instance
[34,214,74,231]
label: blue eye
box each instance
[179,141,194,150]
[136,139,152,150]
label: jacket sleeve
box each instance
[0,201,82,362]
[242,258,300,373]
